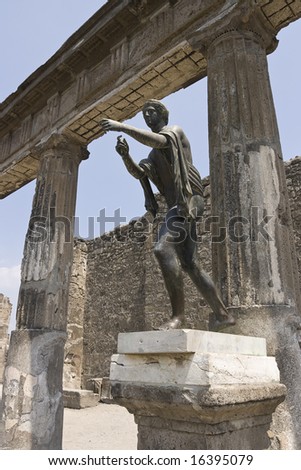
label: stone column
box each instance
[2,134,88,449]
[188,4,301,449]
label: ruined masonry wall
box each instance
[65,157,301,389]
[285,157,301,289]
[81,225,147,389]
[0,294,12,383]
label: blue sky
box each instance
[0,1,300,324]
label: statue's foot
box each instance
[213,313,236,331]
[155,316,184,331]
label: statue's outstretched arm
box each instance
[100,118,168,149]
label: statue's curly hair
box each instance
[142,99,169,125]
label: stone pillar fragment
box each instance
[110,330,286,450]
[188,4,301,448]
[3,134,88,449]
[0,295,12,383]
[63,240,88,390]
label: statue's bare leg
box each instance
[153,223,185,330]
[176,218,235,330]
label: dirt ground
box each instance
[0,385,137,450]
[63,402,137,450]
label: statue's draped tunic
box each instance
[139,125,203,217]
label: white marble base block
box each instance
[112,329,278,386]
[117,329,267,355]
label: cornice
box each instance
[187,0,278,56]
[32,133,89,163]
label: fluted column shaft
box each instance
[16,134,88,331]
[207,30,300,311]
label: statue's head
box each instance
[142,99,169,125]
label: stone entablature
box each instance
[0,0,300,199]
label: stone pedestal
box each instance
[110,329,286,450]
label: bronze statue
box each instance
[100,100,235,330]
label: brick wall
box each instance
[81,224,147,388]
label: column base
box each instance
[110,329,286,450]
[225,304,301,449]
[3,329,66,449]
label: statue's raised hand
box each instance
[100,118,122,133]
[116,136,129,157]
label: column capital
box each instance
[187,0,278,56]
[32,132,89,162]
